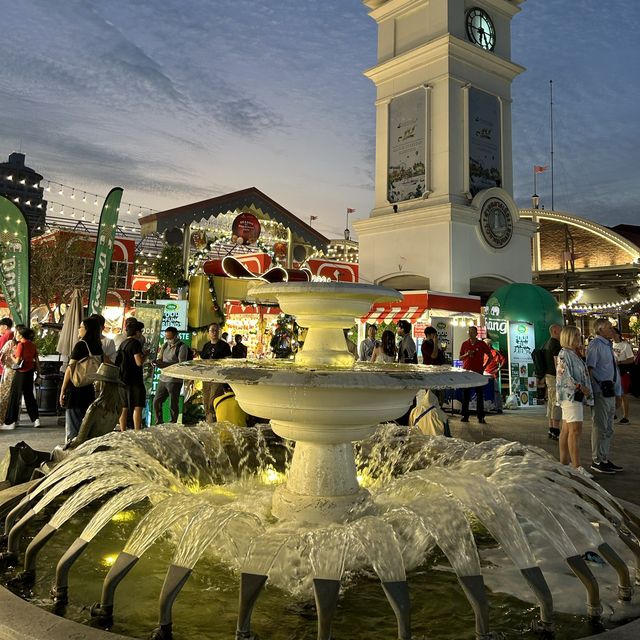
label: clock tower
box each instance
[354,0,535,297]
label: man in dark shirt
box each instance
[231,334,248,359]
[542,324,562,440]
[201,322,231,422]
[117,321,147,431]
[421,326,445,365]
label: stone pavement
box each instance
[1,398,639,503]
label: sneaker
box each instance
[603,460,623,472]
[618,417,629,424]
[548,431,559,441]
[575,466,594,479]
[0,423,16,431]
[33,419,41,428]
[590,461,615,475]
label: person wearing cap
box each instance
[152,327,189,424]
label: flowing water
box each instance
[3,422,640,639]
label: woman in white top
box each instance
[371,329,397,364]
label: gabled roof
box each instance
[139,186,329,251]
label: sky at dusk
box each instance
[1,0,638,239]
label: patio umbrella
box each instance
[56,289,83,357]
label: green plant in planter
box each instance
[33,325,60,356]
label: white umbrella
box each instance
[56,289,83,357]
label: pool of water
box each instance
[3,506,624,640]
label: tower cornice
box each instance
[364,33,525,86]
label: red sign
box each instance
[232,212,261,245]
[307,259,359,283]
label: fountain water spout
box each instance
[53,537,89,604]
[565,555,602,618]
[457,575,491,639]
[312,578,341,640]
[520,566,554,629]
[597,542,634,601]
[236,572,268,640]
[150,564,193,640]
[90,551,139,624]
[381,580,412,640]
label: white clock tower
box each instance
[354,0,535,296]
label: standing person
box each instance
[90,313,117,364]
[556,326,593,478]
[0,318,14,378]
[612,328,634,424]
[483,338,506,413]
[359,324,378,362]
[59,317,104,442]
[1,326,40,430]
[542,324,563,440]
[586,318,623,475]
[0,324,23,425]
[396,320,417,364]
[231,334,248,359]
[459,326,492,424]
[152,327,189,424]
[201,322,231,422]
[116,321,147,432]
[371,329,397,363]
[422,327,445,365]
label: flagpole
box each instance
[550,79,554,211]
[533,167,537,198]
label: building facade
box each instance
[0,152,47,235]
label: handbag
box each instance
[70,340,101,387]
[4,441,51,486]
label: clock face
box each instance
[466,8,496,51]
[480,197,513,248]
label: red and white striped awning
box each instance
[224,301,281,316]
[363,305,425,325]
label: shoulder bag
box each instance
[70,339,101,387]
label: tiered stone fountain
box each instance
[1,282,640,640]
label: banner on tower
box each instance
[468,87,502,196]
[387,88,426,204]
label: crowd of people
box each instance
[539,318,639,478]
[1,309,638,473]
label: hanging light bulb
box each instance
[94,198,99,206]
[82,193,87,203]
[58,187,63,195]
[70,189,76,200]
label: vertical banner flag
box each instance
[88,187,123,316]
[0,195,31,326]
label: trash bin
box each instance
[36,360,63,415]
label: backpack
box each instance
[531,347,546,379]
[175,340,195,361]
[115,338,135,383]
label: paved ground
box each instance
[1,399,639,503]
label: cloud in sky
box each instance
[0,0,637,237]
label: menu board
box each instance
[507,321,537,407]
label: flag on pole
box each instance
[0,195,31,325]
[534,165,549,173]
[88,187,123,316]
[346,207,356,213]
[309,215,318,221]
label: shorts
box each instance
[560,399,584,423]
[621,372,631,395]
[544,375,562,421]
[120,383,147,409]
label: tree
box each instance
[147,245,184,302]
[30,232,87,320]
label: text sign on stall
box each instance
[507,321,537,407]
[430,317,453,363]
[157,300,189,332]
